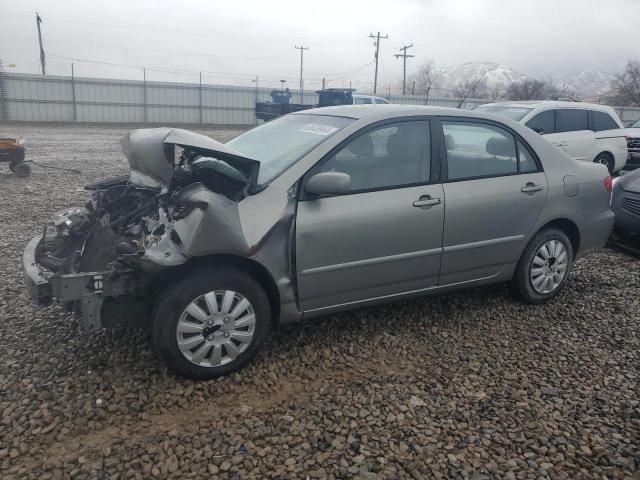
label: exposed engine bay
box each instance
[27,128,266,327]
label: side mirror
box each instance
[305,171,351,196]
[532,127,544,135]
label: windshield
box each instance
[227,114,354,185]
[632,119,640,128]
[474,105,533,121]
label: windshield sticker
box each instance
[300,124,339,136]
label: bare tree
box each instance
[408,60,441,104]
[487,83,505,101]
[453,73,487,107]
[505,78,546,101]
[608,60,640,106]
[542,76,580,101]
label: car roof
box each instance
[293,104,480,120]
[480,100,615,111]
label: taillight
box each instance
[604,175,613,193]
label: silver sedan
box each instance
[23,105,615,379]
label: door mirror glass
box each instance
[305,171,351,196]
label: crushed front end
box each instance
[23,128,260,329]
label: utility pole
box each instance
[71,63,77,122]
[394,44,414,95]
[294,45,308,102]
[199,71,203,125]
[368,32,388,94]
[36,12,46,75]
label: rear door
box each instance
[439,119,548,285]
[544,108,595,161]
[295,119,444,312]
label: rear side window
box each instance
[374,98,389,104]
[526,110,555,134]
[592,111,619,131]
[442,121,518,180]
[556,109,589,133]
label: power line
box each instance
[394,44,414,95]
[368,32,388,94]
[4,10,372,48]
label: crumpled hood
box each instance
[120,128,260,192]
[619,168,640,194]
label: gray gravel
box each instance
[1,123,639,480]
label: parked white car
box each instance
[352,94,390,105]
[476,101,628,173]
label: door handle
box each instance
[413,196,441,208]
[521,183,544,195]
[554,141,568,147]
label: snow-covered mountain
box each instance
[562,69,615,98]
[439,61,528,90]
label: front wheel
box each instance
[509,228,573,304]
[594,153,614,175]
[152,266,272,380]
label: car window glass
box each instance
[592,111,619,131]
[374,98,389,104]
[318,120,430,192]
[354,97,372,104]
[525,110,555,134]
[443,121,517,180]
[556,109,589,133]
[517,140,538,173]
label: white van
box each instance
[475,101,628,173]
[352,94,390,105]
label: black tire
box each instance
[12,162,31,177]
[509,228,573,304]
[152,265,272,380]
[594,152,614,175]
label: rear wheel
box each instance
[9,161,31,177]
[509,228,573,304]
[594,152,614,174]
[152,266,271,380]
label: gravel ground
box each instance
[0,123,639,480]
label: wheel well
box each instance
[594,151,613,161]
[538,218,580,254]
[188,254,281,322]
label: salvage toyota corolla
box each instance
[23,105,614,379]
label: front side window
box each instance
[374,98,390,104]
[354,97,373,105]
[592,111,620,131]
[443,121,518,180]
[556,109,589,133]
[227,114,353,185]
[526,110,555,134]
[317,120,430,192]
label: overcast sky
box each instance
[1,0,638,90]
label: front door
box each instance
[439,119,548,285]
[295,119,444,312]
